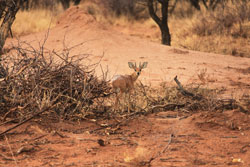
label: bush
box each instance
[102,0,148,20]
[192,1,250,38]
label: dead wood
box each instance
[240,144,250,153]
[174,75,203,100]
[174,75,249,114]
[151,103,185,112]
[0,153,14,161]
[0,38,113,123]
[0,106,51,138]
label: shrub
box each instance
[192,1,250,38]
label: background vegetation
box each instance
[5,0,249,57]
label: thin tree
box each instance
[189,0,221,11]
[0,0,22,53]
[0,0,24,78]
[202,0,220,10]
[189,0,201,10]
[147,0,171,45]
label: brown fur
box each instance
[111,62,148,111]
[112,73,138,93]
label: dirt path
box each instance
[1,110,250,167]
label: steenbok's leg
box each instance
[124,92,131,113]
[128,92,131,113]
[113,87,120,111]
[120,92,126,111]
[115,91,122,111]
[114,93,118,111]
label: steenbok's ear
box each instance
[128,62,135,69]
[141,62,148,69]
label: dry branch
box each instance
[174,75,249,114]
[0,106,51,138]
[174,75,203,100]
[0,37,112,123]
[147,134,173,165]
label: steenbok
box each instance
[111,62,148,111]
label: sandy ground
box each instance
[1,6,250,167]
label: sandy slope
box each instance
[5,6,249,94]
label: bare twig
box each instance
[0,153,14,161]
[240,144,250,153]
[147,134,173,165]
[5,135,18,166]
[151,103,185,111]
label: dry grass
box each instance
[78,0,147,26]
[12,7,62,37]
[172,26,250,57]
[170,1,250,57]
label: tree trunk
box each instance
[160,26,171,45]
[0,0,20,54]
[60,0,70,10]
[147,0,171,46]
[74,0,81,5]
[190,0,201,10]
[0,0,21,78]
[160,0,171,45]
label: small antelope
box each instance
[111,62,148,111]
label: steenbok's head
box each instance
[128,62,148,76]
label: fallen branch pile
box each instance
[131,76,248,115]
[0,41,111,123]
